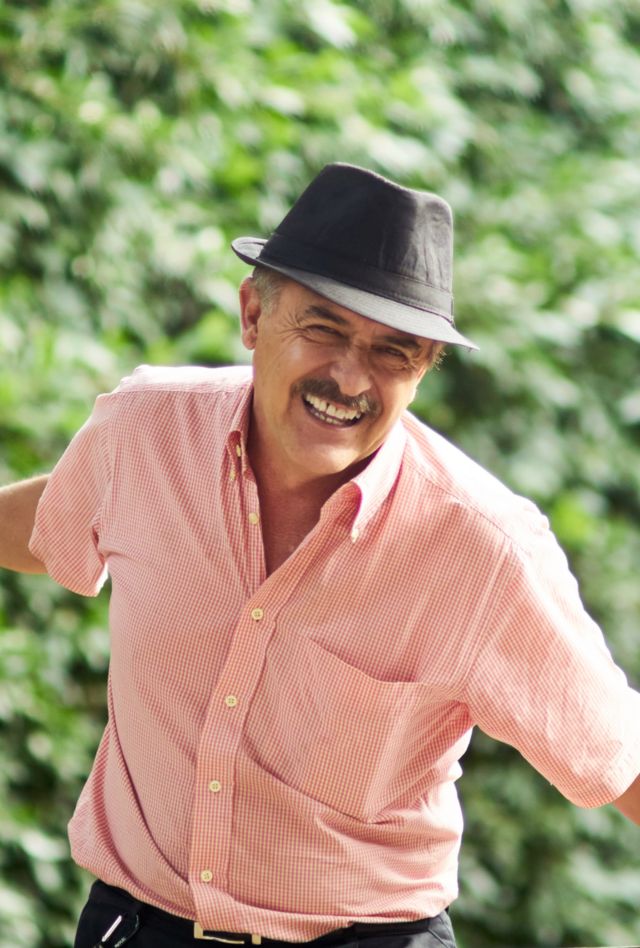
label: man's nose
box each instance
[328,345,373,398]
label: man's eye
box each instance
[376,347,409,364]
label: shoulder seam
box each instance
[401,450,534,558]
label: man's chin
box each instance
[295,445,373,481]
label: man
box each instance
[1,163,639,948]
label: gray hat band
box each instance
[259,233,454,322]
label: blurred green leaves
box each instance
[1,0,640,945]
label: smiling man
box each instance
[1,163,640,948]
[238,276,441,573]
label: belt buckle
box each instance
[194,924,262,944]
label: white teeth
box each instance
[304,393,362,422]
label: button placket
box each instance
[190,486,360,905]
[238,466,266,587]
[189,604,276,890]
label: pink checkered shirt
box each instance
[30,365,640,940]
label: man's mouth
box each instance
[303,393,364,427]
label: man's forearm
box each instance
[0,475,48,573]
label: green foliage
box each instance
[1,1,639,945]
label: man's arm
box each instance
[612,771,640,825]
[0,476,48,573]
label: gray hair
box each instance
[250,266,290,314]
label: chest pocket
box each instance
[242,633,428,822]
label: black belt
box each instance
[89,881,440,945]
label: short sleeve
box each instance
[464,516,640,807]
[29,392,114,596]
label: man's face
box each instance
[240,277,434,488]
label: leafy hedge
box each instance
[1,2,639,945]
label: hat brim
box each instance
[232,237,478,351]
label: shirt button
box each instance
[208,780,222,793]
[236,444,242,457]
[351,527,360,541]
[248,512,260,525]
[201,870,213,883]
[251,608,264,621]
[225,695,238,708]
[229,468,237,481]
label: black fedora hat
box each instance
[232,163,477,350]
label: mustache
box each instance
[294,378,379,416]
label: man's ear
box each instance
[239,276,261,350]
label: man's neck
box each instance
[250,446,352,513]
[250,465,341,577]
[246,429,368,575]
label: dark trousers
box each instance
[74,881,457,948]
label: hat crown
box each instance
[231,162,477,348]
[273,164,453,295]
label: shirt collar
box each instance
[320,417,407,539]
[226,376,254,478]
[347,418,407,535]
